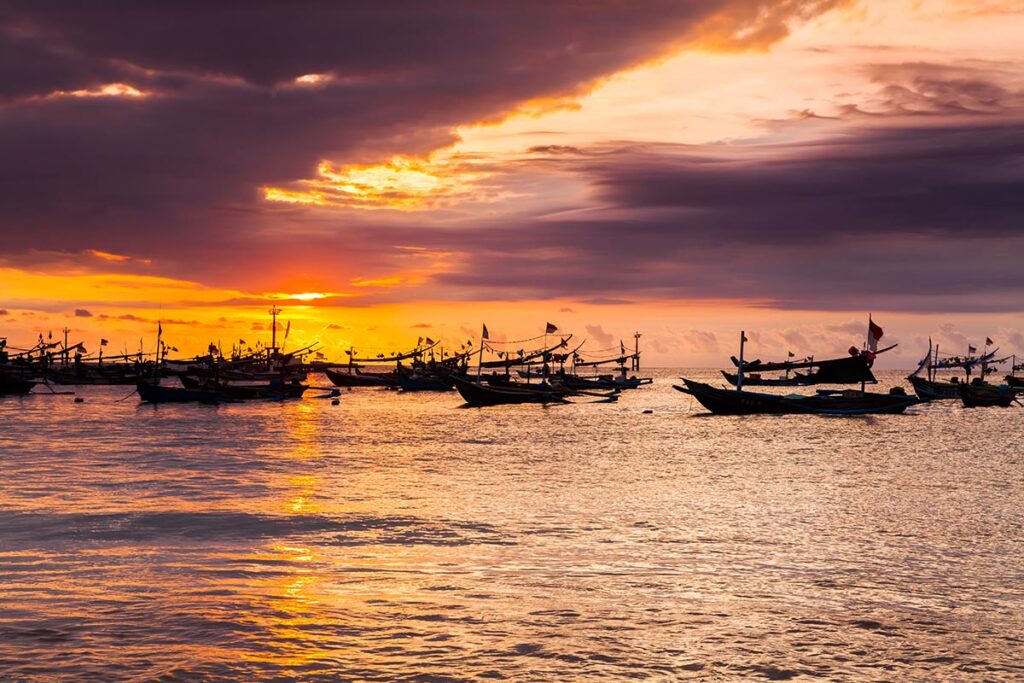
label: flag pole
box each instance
[737,331,745,391]
[476,325,485,379]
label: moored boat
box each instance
[324,367,397,388]
[0,369,36,396]
[674,379,920,416]
[451,376,567,407]
[959,382,1017,408]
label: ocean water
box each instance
[1,369,1022,681]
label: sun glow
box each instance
[263,154,490,209]
[55,83,146,98]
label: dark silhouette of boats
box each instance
[0,369,36,396]
[138,378,308,403]
[722,345,895,388]
[908,339,1008,401]
[451,375,567,407]
[674,379,919,415]
[678,322,918,416]
[959,381,1017,408]
[325,367,397,387]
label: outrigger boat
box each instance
[907,339,1008,401]
[0,368,36,396]
[323,340,443,389]
[959,381,1017,408]
[677,321,919,416]
[722,345,896,388]
[675,379,919,415]
[451,375,568,407]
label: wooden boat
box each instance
[674,379,920,416]
[0,369,36,396]
[451,376,567,407]
[723,348,893,387]
[907,340,1006,401]
[395,371,454,392]
[1006,375,1024,390]
[137,381,220,404]
[720,371,814,387]
[324,367,397,387]
[959,382,1017,408]
[907,375,962,401]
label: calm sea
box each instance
[1,370,1022,681]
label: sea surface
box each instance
[1,369,1022,681]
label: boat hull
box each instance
[137,382,219,403]
[907,375,961,401]
[452,377,566,407]
[324,368,397,388]
[675,379,920,416]
[0,374,36,396]
[959,383,1016,408]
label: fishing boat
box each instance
[324,367,397,387]
[557,334,653,389]
[0,369,36,396]
[907,339,1007,401]
[722,346,895,388]
[678,320,917,416]
[178,374,308,399]
[451,376,567,407]
[959,381,1017,408]
[674,379,920,415]
[394,370,454,392]
[137,381,221,404]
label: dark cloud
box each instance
[0,1,840,257]
[73,308,92,317]
[423,116,1024,311]
[4,5,1021,316]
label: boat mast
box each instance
[269,305,281,356]
[633,331,641,371]
[737,331,746,391]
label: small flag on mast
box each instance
[100,338,109,346]
[986,337,994,345]
[481,324,489,340]
[867,316,883,353]
[968,345,977,354]
[545,322,558,334]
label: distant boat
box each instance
[678,322,917,416]
[140,378,307,403]
[674,379,920,416]
[907,339,1007,401]
[137,382,221,404]
[0,369,36,396]
[959,382,1017,408]
[451,376,567,407]
[324,367,397,387]
[722,346,895,388]
[394,370,454,392]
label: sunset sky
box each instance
[2,0,1023,366]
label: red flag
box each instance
[867,317,883,352]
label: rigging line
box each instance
[481,332,551,345]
